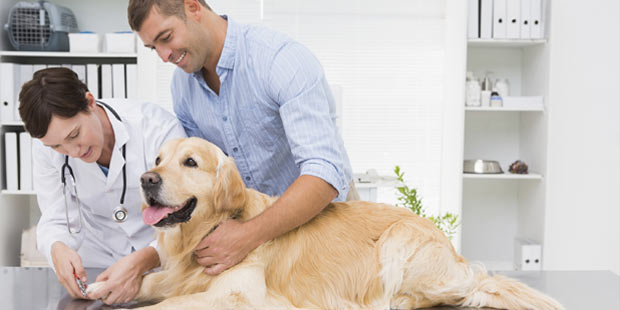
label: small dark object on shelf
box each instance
[509,160,529,174]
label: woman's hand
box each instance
[50,241,88,299]
[87,247,159,305]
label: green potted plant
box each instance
[394,165,460,239]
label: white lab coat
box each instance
[33,100,187,268]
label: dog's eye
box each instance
[155,156,161,166]
[184,157,197,167]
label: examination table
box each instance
[1,267,618,309]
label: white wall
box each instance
[53,0,132,33]
[545,0,620,275]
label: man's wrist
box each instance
[243,218,269,248]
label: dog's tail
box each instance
[460,266,564,310]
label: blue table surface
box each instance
[1,267,618,309]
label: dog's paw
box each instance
[84,281,106,296]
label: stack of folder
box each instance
[1,62,138,123]
[468,0,546,40]
[1,61,137,192]
[3,131,32,192]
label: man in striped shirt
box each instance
[130,0,357,275]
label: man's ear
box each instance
[184,0,203,20]
[212,157,247,213]
[85,92,96,111]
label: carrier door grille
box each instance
[11,8,51,46]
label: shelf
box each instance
[463,172,543,180]
[465,106,544,112]
[1,190,36,195]
[467,39,547,48]
[0,51,137,58]
[1,121,24,126]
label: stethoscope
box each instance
[61,101,128,234]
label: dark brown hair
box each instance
[18,67,90,138]
[128,0,210,31]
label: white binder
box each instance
[520,0,531,39]
[492,0,507,39]
[101,64,113,98]
[5,132,19,191]
[530,0,543,39]
[468,0,480,38]
[506,0,521,39]
[86,64,100,98]
[16,65,34,121]
[18,64,33,87]
[125,64,138,99]
[19,132,33,191]
[480,0,494,39]
[1,63,20,123]
[112,64,126,99]
[72,64,87,84]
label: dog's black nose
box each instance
[141,171,162,190]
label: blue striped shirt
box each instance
[171,17,352,201]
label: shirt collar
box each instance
[192,14,236,82]
[217,15,237,70]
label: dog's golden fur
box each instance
[88,137,563,309]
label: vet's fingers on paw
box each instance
[63,276,83,299]
[85,281,108,299]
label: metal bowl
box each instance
[463,159,503,174]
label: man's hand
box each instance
[194,219,259,275]
[87,247,159,305]
[193,175,337,276]
[51,241,88,299]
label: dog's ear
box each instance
[212,157,247,213]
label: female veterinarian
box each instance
[18,67,186,304]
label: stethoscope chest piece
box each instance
[113,206,128,223]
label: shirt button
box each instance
[233,147,238,152]
[222,116,228,121]
[245,176,251,181]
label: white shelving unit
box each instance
[463,173,543,180]
[461,35,550,271]
[467,39,547,48]
[465,106,544,112]
[0,51,137,58]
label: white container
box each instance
[104,32,136,53]
[68,33,101,53]
[495,78,510,98]
[480,90,492,107]
[465,72,481,107]
[490,92,503,107]
[514,238,542,271]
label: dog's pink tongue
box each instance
[143,206,176,225]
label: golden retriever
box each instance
[87,137,563,310]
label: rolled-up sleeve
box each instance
[269,42,350,201]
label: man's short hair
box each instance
[18,67,90,138]
[128,0,210,31]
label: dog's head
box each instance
[140,137,247,228]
